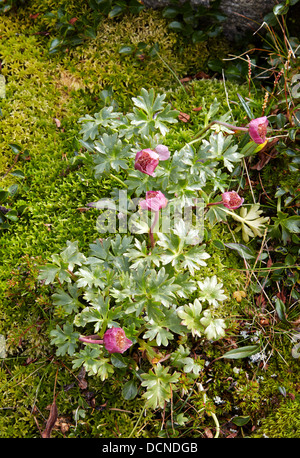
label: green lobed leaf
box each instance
[141,363,180,409]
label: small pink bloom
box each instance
[134,149,159,176]
[248,116,268,144]
[134,145,170,176]
[103,327,133,354]
[222,191,244,210]
[139,191,168,212]
[154,144,170,161]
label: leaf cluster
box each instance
[39,225,229,407]
[42,86,277,410]
[39,0,145,54]
[162,0,226,44]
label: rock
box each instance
[141,0,276,40]
[217,0,276,39]
[142,0,209,6]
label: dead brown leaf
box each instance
[53,118,61,128]
[194,71,210,79]
[77,207,91,213]
[178,112,190,123]
[77,366,88,390]
[292,316,300,327]
[204,427,214,438]
[226,431,238,438]
[69,17,78,25]
[256,293,266,310]
[55,416,71,434]
[29,13,40,19]
[180,77,192,84]
[276,289,287,303]
[259,315,270,326]
[250,139,279,170]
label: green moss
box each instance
[252,348,300,437]
[53,9,210,108]
[253,397,300,438]
[0,357,159,438]
[190,332,300,438]
[168,77,251,123]
[0,8,251,276]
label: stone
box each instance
[142,0,209,6]
[141,0,277,40]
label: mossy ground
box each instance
[0,1,299,439]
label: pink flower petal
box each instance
[134,149,159,176]
[222,191,244,210]
[248,116,268,144]
[103,328,133,354]
[154,144,170,161]
[139,191,168,212]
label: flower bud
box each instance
[222,191,244,210]
[134,149,159,176]
[139,190,168,212]
[103,327,133,354]
[248,116,268,144]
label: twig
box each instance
[245,227,268,290]
[129,404,146,438]
[243,158,256,204]
[154,50,188,95]
[0,152,21,181]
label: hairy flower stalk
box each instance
[79,335,104,345]
[190,117,269,145]
[79,328,133,354]
[134,145,170,176]
[139,191,168,248]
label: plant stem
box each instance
[154,50,188,95]
[221,207,244,222]
[79,335,103,345]
[211,411,220,439]
[214,121,248,131]
[67,269,77,280]
[149,210,159,248]
[109,173,128,188]
[188,121,214,145]
[206,201,223,207]
[189,120,248,146]
[129,404,146,438]
[277,195,281,213]
[199,383,220,438]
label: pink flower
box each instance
[134,145,170,176]
[103,327,133,354]
[248,116,268,144]
[139,191,168,212]
[222,191,244,210]
[135,149,159,176]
